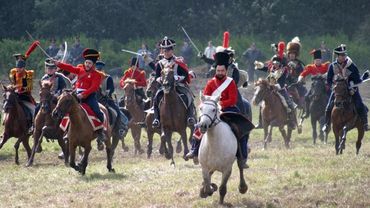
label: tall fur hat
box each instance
[287,36,301,56]
[82,48,100,63]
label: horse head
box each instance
[52,90,77,120]
[162,66,175,94]
[39,80,54,113]
[146,75,161,99]
[333,78,349,99]
[252,79,271,105]
[310,76,327,101]
[2,84,18,113]
[123,79,136,104]
[197,93,220,134]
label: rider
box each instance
[96,60,129,137]
[9,54,36,134]
[185,51,249,165]
[322,44,369,132]
[119,57,148,109]
[152,36,195,128]
[298,49,330,118]
[54,48,107,148]
[286,37,307,109]
[255,41,297,128]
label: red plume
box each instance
[278,41,285,59]
[24,40,40,58]
[223,31,230,48]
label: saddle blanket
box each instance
[60,103,108,132]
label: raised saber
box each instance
[349,78,370,89]
[61,41,68,63]
[181,26,201,54]
[25,30,53,59]
[121,49,143,56]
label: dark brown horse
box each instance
[332,78,364,154]
[26,81,67,166]
[0,85,32,164]
[287,82,304,133]
[308,76,329,144]
[122,80,145,155]
[159,67,192,164]
[144,76,184,158]
[52,91,114,175]
[252,79,293,149]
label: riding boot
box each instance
[239,135,249,168]
[255,107,263,129]
[96,128,106,151]
[187,103,196,127]
[322,110,332,133]
[185,136,201,160]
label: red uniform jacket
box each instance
[300,62,330,78]
[57,62,103,98]
[119,68,147,88]
[203,76,238,110]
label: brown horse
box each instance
[332,78,364,155]
[0,85,32,164]
[159,67,192,164]
[122,80,145,155]
[52,90,114,175]
[144,76,184,158]
[26,81,68,167]
[252,79,293,149]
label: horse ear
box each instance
[199,91,205,102]
[213,95,220,103]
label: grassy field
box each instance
[0,102,369,208]
[1,77,370,207]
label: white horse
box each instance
[198,94,248,205]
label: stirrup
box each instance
[187,117,196,126]
[152,119,160,128]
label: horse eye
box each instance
[212,109,216,112]
[199,107,202,111]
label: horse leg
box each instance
[237,158,248,194]
[22,135,32,160]
[219,169,232,205]
[132,126,144,155]
[56,137,69,165]
[339,126,348,154]
[76,145,90,175]
[104,137,115,173]
[0,133,10,150]
[311,117,317,145]
[14,138,22,165]
[263,124,268,149]
[147,130,154,159]
[279,126,289,148]
[333,126,340,155]
[356,125,364,155]
[199,168,212,198]
[110,131,120,161]
[26,129,44,167]
[69,142,79,172]
[318,116,325,143]
[166,132,175,165]
[267,125,273,143]
[176,138,182,154]
[180,131,189,160]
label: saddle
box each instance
[220,112,255,140]
[175,84,194,109]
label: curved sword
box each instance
[61,41,68,63]
[181,26,201,54]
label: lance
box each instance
[181,26,201,54]
[25,31,53,59]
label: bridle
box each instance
[198,100,221,129]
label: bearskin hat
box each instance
[310,49,322,59]
[214,52,230,68]
[82,48,100,63]
[287,36,301,56]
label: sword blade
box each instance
[121,49,143,56]
[181,27,201,54]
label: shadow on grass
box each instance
[0,152,14,161]
[80,172,127,181]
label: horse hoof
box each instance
[109,168,115,173]
[297,125,302,134]
[193,157,199,165]
[200,189,208,198]
[25,162,32,167]
[239,183,248,194]
[165,153,172,160]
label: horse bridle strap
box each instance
[200,100,220,128]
